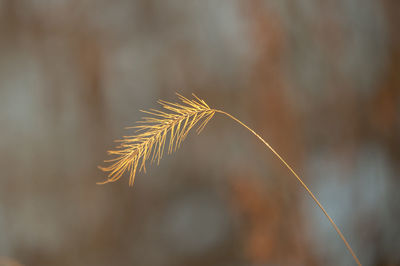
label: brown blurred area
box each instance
[0,0,399,265]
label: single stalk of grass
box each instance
[98,93,361,265]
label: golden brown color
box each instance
[98,93,215,186]
[99,93,361,265]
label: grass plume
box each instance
[98,93,215,186]
[99,93,361,265]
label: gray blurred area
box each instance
[0,0,399,265]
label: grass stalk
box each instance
[215,110,361,266]
[99,93,361,265]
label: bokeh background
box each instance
[0,0,399,265]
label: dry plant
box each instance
[98,93,361,265]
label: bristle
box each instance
[98,93,215,185]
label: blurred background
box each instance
[0,0,399,265]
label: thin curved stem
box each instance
[215,110,361,266]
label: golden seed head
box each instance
[98,93,215,186]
